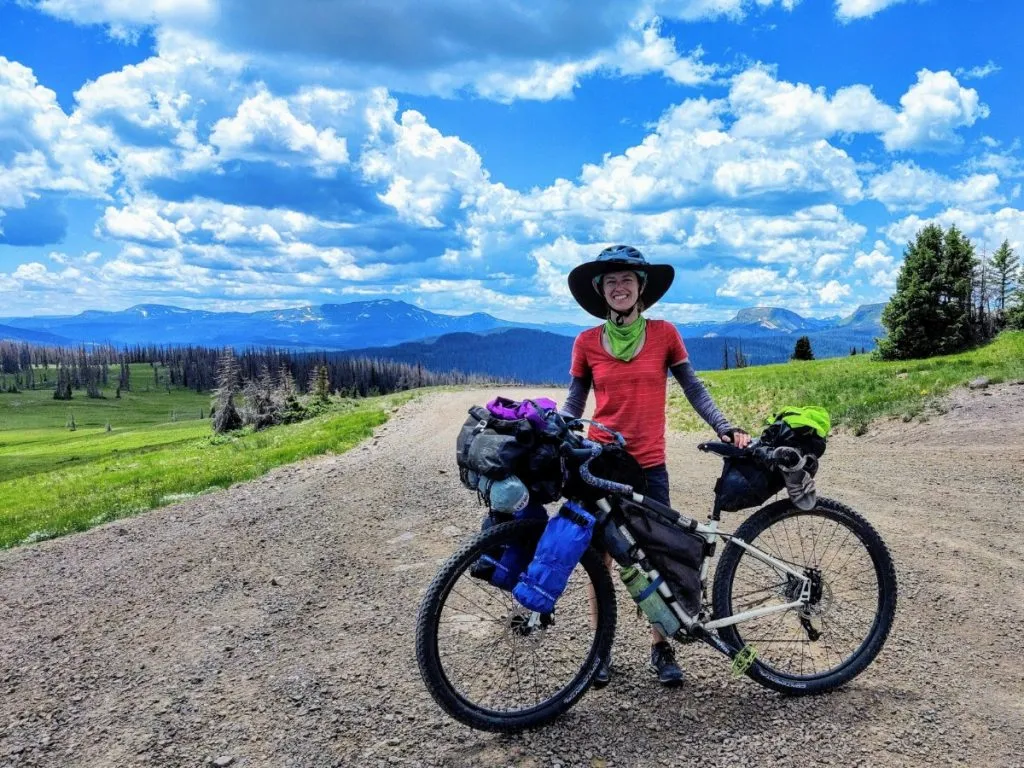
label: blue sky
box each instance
[1,0,1022,324]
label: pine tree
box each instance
[721,342,730,370]
[990,240,1019,324]
[313,365,330,404]
[877,224,978,360]
[792,336,814,361]
[274,364,306,423]
[211,348,242,434]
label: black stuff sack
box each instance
[714,456,786,512]
[619,499,705,617]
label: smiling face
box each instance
[601,270,641,314]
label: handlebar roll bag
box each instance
[512,502,595,613]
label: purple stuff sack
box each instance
[486,396,558,432]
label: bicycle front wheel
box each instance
[711,497,896,695]
[415,518,617,732]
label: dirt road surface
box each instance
[2,384,1022,767]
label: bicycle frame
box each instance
[595,495,811,638]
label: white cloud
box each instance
[818,279,851,303]
[835,0,911,21]
[813,253,844,276]
[883,207,1024,255]
[657,0,801,22]
[882,69,988,151]
[852,243,899,289]
[36,0,214,29]
[727,67,987,152]
[955,61,1001,81]
[868,162,1002,212]
[717,267,801,298]
[0,56,113,212]
[362,92,487,227]
[209,87,350,168]
[728,67,894,142]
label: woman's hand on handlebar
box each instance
[719,428,751,449]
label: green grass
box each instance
[0,363,209,432]
[0,374,417,548]
[671,331,1024,436]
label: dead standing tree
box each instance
[211,348,243,434]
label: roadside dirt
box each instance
[1,382,1022,768]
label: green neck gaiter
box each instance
[604,315,646,361]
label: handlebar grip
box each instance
[577,440,634,496]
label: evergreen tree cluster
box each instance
[0,339,502,412]
[879,226,1022,360]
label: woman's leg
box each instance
[639,464,684,685]
[640,464,672,644]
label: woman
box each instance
[562,244,750,687]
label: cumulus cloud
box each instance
[717,267,802,299]
[883,207,1024,253]
[361,92,487,228]
[0,57,113,213]
[209,88,350,169]
[818,279,851,303]
[882,70,988,151]
[852,242,900,288]
[868,162,1003,212]
[726,67,988,152]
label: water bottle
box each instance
[620,565,682,637]
[482,475,531,514]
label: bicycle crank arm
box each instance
[685,624,740,660]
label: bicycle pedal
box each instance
[731,645,757,677]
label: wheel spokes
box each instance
[729,512,881,679]
[436,559,601,715]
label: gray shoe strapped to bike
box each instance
[772,446,817,511]
[649,641,684,686]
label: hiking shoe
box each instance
[593,652,612,689]
[649,642,684,686]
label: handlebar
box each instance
[698,440,806,471]
[574,439,635,496]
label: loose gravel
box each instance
[1,383,1022,768]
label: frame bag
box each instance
[619,500,706,617]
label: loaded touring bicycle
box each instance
[415,400,897,732]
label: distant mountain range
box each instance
[0,300,886,378]
[0,300,585,349]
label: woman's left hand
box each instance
[720,429,751,448]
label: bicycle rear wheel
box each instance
[711,497,896,695]
[416,518,617,732]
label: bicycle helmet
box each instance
[567,245,675,321]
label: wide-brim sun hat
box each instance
[567,245,675,319]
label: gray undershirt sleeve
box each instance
[562,374,592,418]
[669,361,732,436]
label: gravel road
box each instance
[2,383,1022,768]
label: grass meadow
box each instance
[3,333,1021,549]
[0,363,414,548]
[669,330,1024,435]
